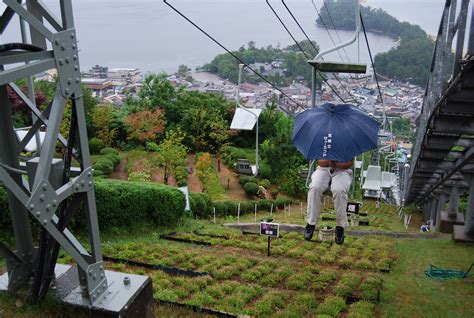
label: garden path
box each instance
[186,154,202,193]
[110,159,128,180]
[213,157,247,201]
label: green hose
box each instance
[425,263,473,280]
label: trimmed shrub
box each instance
[213,201,229,216]
[93,169,105,177]
[0,180,186,234]
[274,197,296,208]
[89,137,104,155]
[257,200,273,211]
[83,179,185,229]
[93,158,114,176]
[244,182,259,195]
[189,193,212,218]
[104,153,121,167]
[260,179,271,189]
[239,176,259,186]
[100,147,119,156]
[259,162,272,179]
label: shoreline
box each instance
[315,24,400,44]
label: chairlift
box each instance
[304,0,368,189]
[230,64,261,176]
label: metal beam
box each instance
[417,160,474,171]
[417,148,474,201]
[432,115,474,134]
[420,150,464,160]
[0,50,54,65]
[0,59,56,86]
[425,135,474,148]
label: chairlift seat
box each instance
[15,128,45,152]
[389,173,397,186]
[308,60,367,74]
[236,159,257,176]
[362,165,382,191]
[381,172,393,189]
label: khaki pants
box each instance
[307,166,352,228]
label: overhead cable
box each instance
[163,0,305,111]
[321,0,351,61]
[265,0,348,103]
[360,13,385,110]
[310,0,348,62]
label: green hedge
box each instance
[0,180,186,233]
[187,193,296,218]
[189,192,212,218]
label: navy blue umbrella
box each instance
[292,103,381,162]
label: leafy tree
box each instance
[138,73,179,122]
[149,128,188,185]
[93,104,117,147]
[177,64,190,76]
[374,37,433,86]
[391,117,412,138]
[202,40,316,85]
[123,108,165,145]
[7,85,46,127]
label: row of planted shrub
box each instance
[93,148,121,178]
[189,192,297,219]
[0,179,186,233]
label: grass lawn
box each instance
[0,216,473,317]
[379,238,474,318]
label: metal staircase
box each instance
[405,0,474,242]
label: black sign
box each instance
[260,222,279,237]
[346,202,360,214]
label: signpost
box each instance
[260,222,279,256]
[346,202,360,215]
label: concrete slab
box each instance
[0,264,153,317]
[453,225,474,243]
[440,212,465,233]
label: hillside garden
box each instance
[1,74,473,317]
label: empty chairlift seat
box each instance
[236,159,257,176]
[362,165,382,198]
[381,172,393,189]
[15,128,45,152]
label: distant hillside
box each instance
[317,0,434,86]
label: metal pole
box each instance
[448,187,460,217]
[311,67,317,108]
[19,10,41,156]
[267,236,271,257]
[464,177,474,235]
[435,193,447,229]
[430,197,439,230]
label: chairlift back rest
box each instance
[362,165,382,190]
[308,60,367,74]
